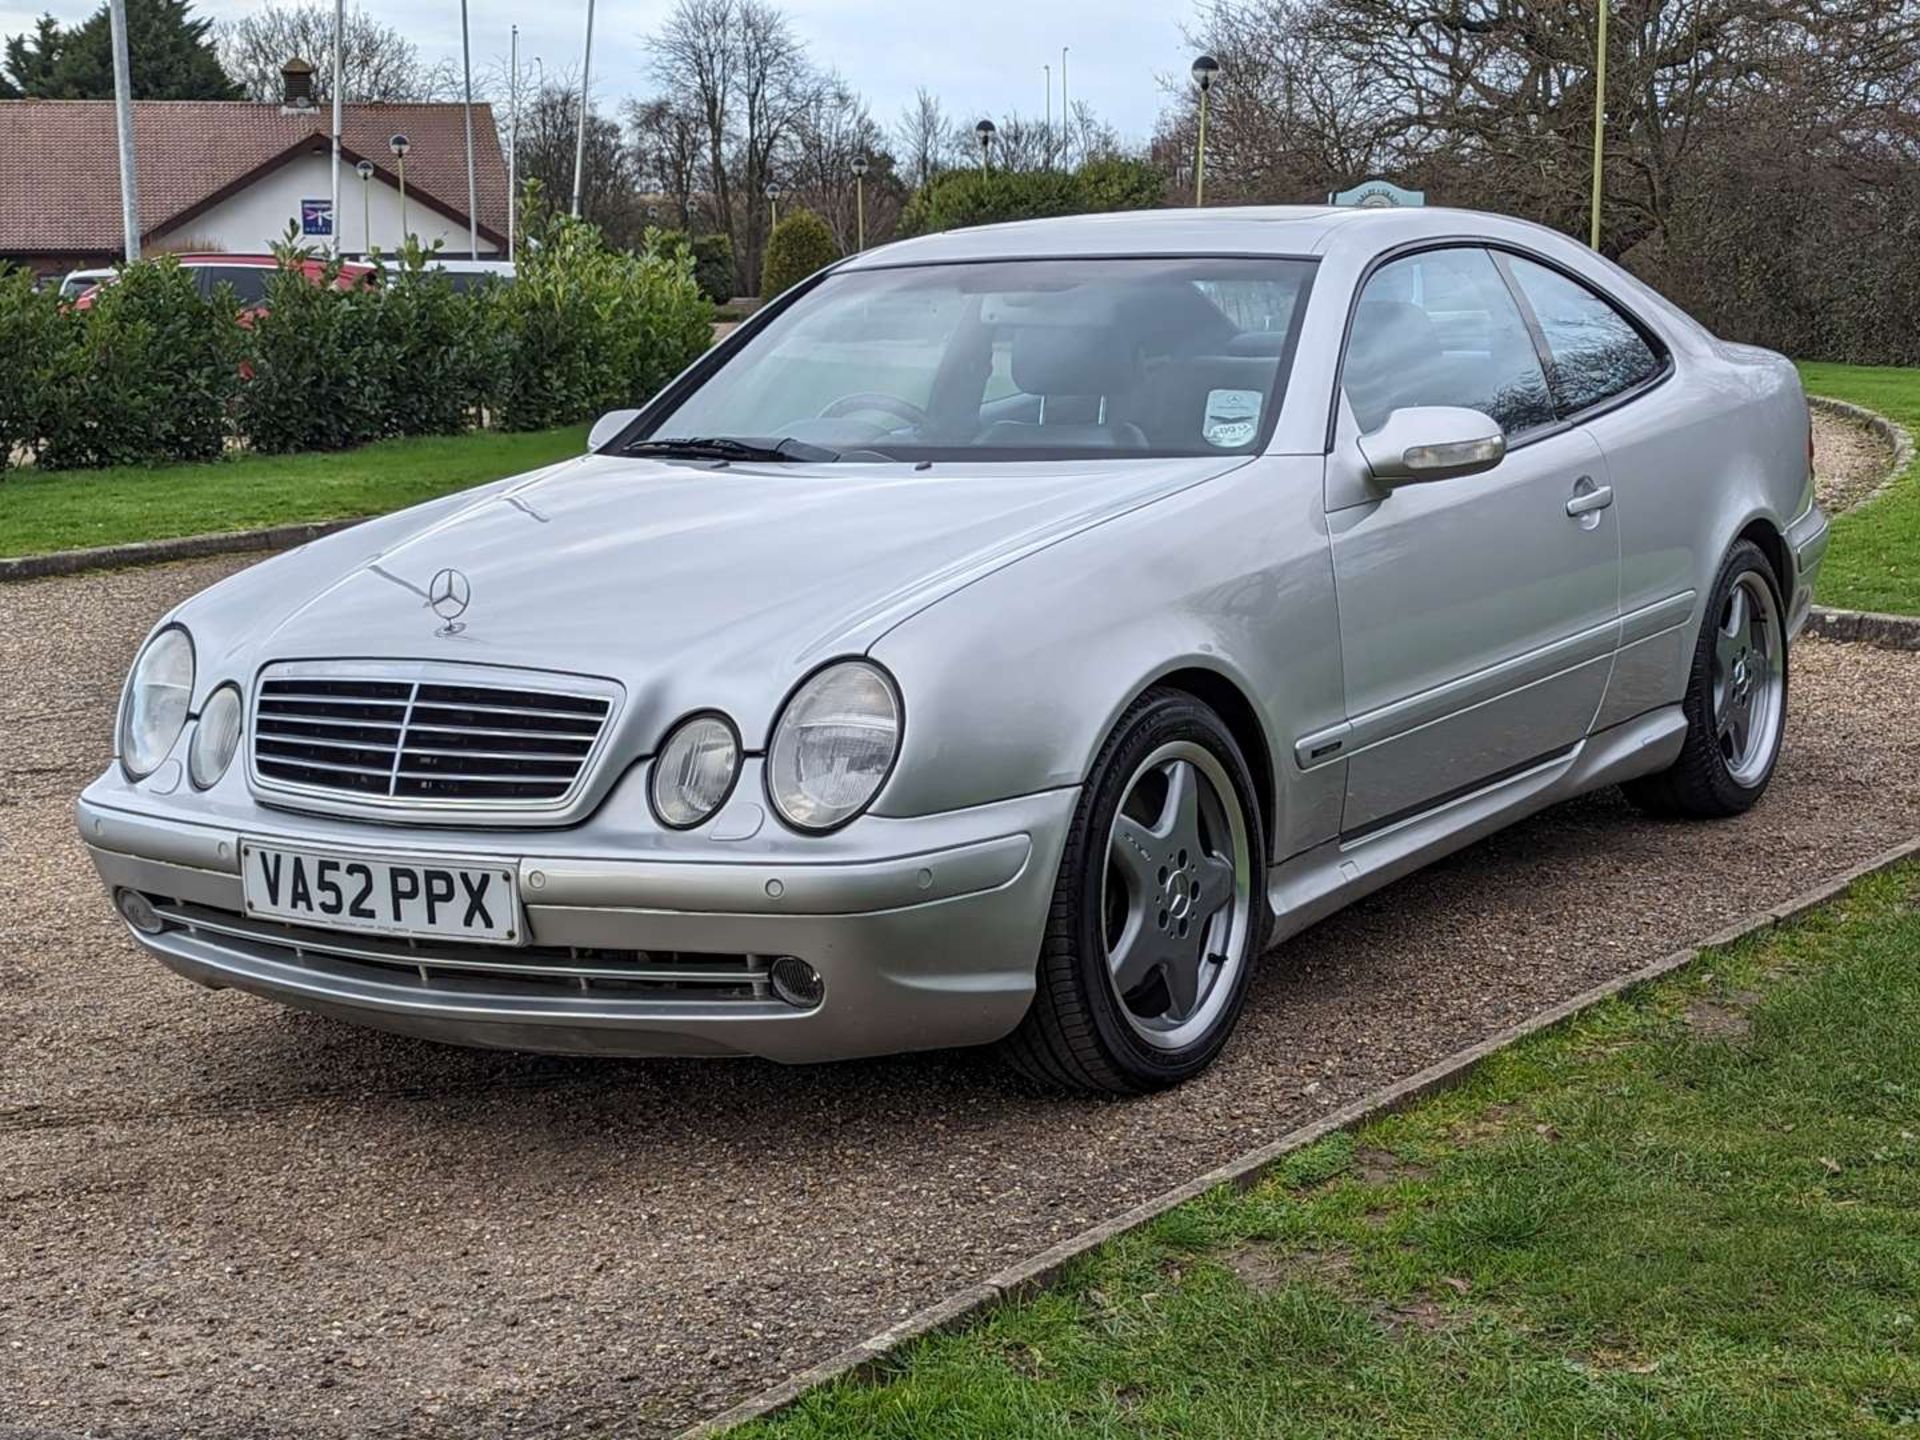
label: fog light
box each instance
[115,888,164,935]
[769,955,824,1009]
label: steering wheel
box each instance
[820,392,929,428]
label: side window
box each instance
[1342,247,1555,438]
[1505,257,1662,414]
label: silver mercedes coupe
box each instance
[79,206,1829,1093]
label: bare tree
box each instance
[650,0,740,258]
[645,0,818,288]
[785,74,898,249]
[217,1,456,102]
[517,83,645,247]
[627,96,706,229]
[894,86,947,187]
[1159,0,1397,204]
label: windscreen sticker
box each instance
[1202,389,1263,448]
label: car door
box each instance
[1322,245,1622,833]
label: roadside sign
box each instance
[1329,179,1425,208]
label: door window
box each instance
[1504,256,1663,414]
[1342,247,1555,438]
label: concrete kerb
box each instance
[0,519,364,583]
[680,831,1920,1438]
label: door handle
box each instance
[1566,480,1614,517]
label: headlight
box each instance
[188,683,244,790]
[767,661,901,832]
[650,712,740,828]
[119,625,195,779]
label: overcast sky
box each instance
[2,0,1191,142]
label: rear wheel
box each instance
[1624,539,1788,818]
[1003,689,1266,1095]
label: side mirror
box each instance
[588,408,642,453]
[1357,406,1506,485]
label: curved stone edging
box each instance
[1804,604,1920,651]
[0,518,365,584]
[680,833,1920,1438]
[1808,393,1915,514]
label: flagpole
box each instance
[329,0,344,256]
[1589,0,1608,250]
[508,25,519,260]
[461,0,479,258]
[108,0,140,260]
[571,0,595,219]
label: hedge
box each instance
[0,213,713,472]
[897,157,1166,237]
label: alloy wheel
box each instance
[1713,569,1786,787]
[1100,740,1253,1051]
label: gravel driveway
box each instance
[4,556,1919,1440]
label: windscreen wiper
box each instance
[621,435,840,463]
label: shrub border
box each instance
[680,832,1920,1438]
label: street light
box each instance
[850,154,869,251]
[765,182,781,229]
[975,119,996,172]
[388,133,411,245]
[1191,55,1219,207]
[355,158,375,256]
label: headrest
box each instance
[1010,325,1135,397]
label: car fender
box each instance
[866,454,1348,863]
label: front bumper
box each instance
[77,765,1077,1062]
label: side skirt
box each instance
[1266,705,1688,946]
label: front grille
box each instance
[251,668,615,809]
[148,898,779,1003]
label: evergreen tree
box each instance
[1,0,240,100]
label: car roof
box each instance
[836,204,1578,269]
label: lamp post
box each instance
[850,154,869,250]
[975,118,996,172]
[389,133,410,246]
[1191,54,1219,207]
[1043,63,1052,165]
[1060,46,1069,165]
[356,158,374,256]
[1589,0,1608,250]
[765,182,781,230]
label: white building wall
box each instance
[151,152,499,259]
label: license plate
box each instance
[240,841,521,945]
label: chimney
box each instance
[280,56,316,111]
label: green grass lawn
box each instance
[1801,361,1920,615]
[745,865,1920,1439]
[0,425,588,558]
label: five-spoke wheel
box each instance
[1004,689,1265,1094]
[1626,538,1789,818]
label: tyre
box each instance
[1003,688,1267,1095]
[1623,538,1788,819]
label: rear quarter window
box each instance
[1505,257,1663,414]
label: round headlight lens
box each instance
[188,683,244,790]
[768,661,901,832]
[119,626,195,779]
[650,713,741,828]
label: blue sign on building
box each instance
[1328,178,1426,208]
[301,198,334,237]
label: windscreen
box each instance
[632,256,1316,463]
